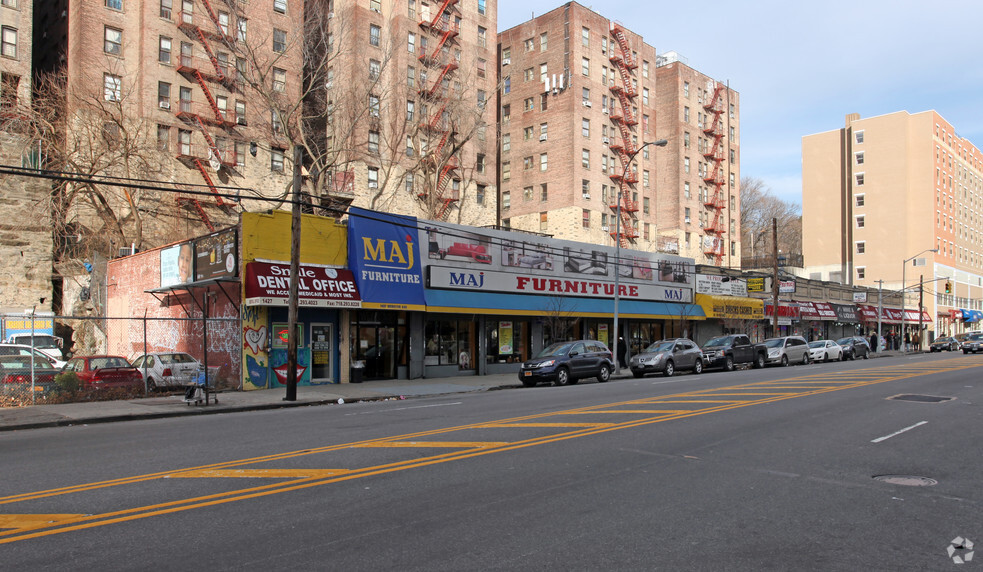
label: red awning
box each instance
[813,302,838,320]
[857,305,931,324]
[797,301,821,320]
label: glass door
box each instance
[310,323,333,383]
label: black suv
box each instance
[519,340,614,387]
[835,336,870,360]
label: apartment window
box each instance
[273,67,286,91]
[407,66,415,87]
[104,27,122,55]
[643,170,649,188]
[369,94,380,116]
[524,97,534,112]
[581,57,590,76]
[540,153,548,171]
[684,182,690,198]
[157,81,171,109]
[523,67,533,81]
[177,129,191,155]
[856,215,865,228]
[523,156,532,170]
[540,94,548,111]
[237,18,247,42]
[477,27,486,48]
[524,38,533,52]
[582,209,591,229]
[642,87,649,105]
[855,173,864,186]
[104,73,122,101]
[156,125,170,151]
[855,151,864,165]
[540,212,548,231]
[856,241,866,255]
[856,267,866,280]
[855,130,864,144]
[368,167,379,188]
[502,133,510,152]
[271,109,282,134]
[274,0,287,12]
[368,130,379,154]
[540,33,547,51]
[406,100,415,121]
[502,161,510,180]
[855,193,864,207]
[729,126,735,142]
[405,173,414,192]
[503,76,510,94]
[273,28,286,52]
[405,135,414,157]
[684,106,690,123]
[476,154,486,173]
[582,118,590,137]
[501,47,510,62]
[369,25,380,47]
[407,33,415,53]
[581,149,589,169]
[540,122,548,138]
[235,101,246,125]
[477,0,486,15]
[523,186,533,201]
[502,191,511,209]
[369,59,380,79]
[642,60,649,78]
[684,157,690,174]
[477,58,486,78]
[684,208,691,224]
[683,81,690,97]
[159,36,172,63]
[271,148,285,172]
[581,27,590,47]
[582,179,590,196]
[179,86,192,112]
[160,0,172,19]
[217,11,230,35]
[369,0,381,12]
[181,0,193,23]
[105,0,122,9]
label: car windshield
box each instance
[0,355,51,369]
[643,341,675,353]
[11,335,59,349]
[535,343,576,358]
[91,357,133,369]
[934,338,951,343]
[160,353,196,364]
[835,338,853,346]
[763,339,785,348]
[703,336,732,348]
[808,341,826,348]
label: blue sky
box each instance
[498,0,983,207]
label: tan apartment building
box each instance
[654,51,740,267]
[32,0,304,248]
[1,0,32,115]
[802,110,983,337]
[497,3,662,247]
[322,0,498,226]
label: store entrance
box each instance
[355,324,396,379]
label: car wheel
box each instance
[781,355,789,367]
[862,349,869,359]
[555,367,571,386]
[663,360,675,377]
[521,378,537,388]
[633,371,644,378]
[803,353,810,365]
[693,360,703,374]
[824,352,829,362]
[724,356,735,372]
[597,364,611,383]
[963,349,969,354]
[840,352,847,361]
[754,353,766,369]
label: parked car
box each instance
[701,334,769,371]
[518,340,614,387]
[929,336,960,352]
[763,336,810,366]
[835,337,870,360]
[808,340,844,362]
[0,354,60,398]
[62,355,144,390]
[3,333,65,362]
[131,352,201,391]
[961,332,983,354]
[629,338,704,378]
[0,343,67,368]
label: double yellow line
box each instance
[1,358,976,544]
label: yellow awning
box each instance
[695,294,764,320]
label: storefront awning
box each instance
[424,289,706,319]
[857,304,932,324]
[695,294,763,320]
[243,262,362,308]
[960,309,983,323]
[797,301,821,320]
[831,303,859,323]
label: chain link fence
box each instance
[2,314,240,407]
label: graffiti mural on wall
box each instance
[242,304,269,391]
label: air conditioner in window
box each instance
[327,12,334,19]
[603,137,610,144]
[502,58,510,65]
[582,193,590,199]
[601,226,609,232]
[602,108,609,114]
[582,100,592,108]
[159,101,170,109]
[368,181,378,188]
[236,117,247,126]
[539,134,547,142]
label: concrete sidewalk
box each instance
[0,351,906,432]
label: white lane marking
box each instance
[871,421,928,443]
[650,378,693,386]
[345,402,462,416]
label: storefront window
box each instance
[485,319,527,364]
[351,311,407,379]
[425,317,475,368]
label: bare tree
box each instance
[542,296,580,346]
[740,176,801,262]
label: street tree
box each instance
[739,176,802,262]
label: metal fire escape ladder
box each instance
[176,194,216,232]
[607,22,639,246]
[702,82,727,263]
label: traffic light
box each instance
[945,281,952,294]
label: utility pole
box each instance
[917,274,925,350]
[772,217,779,335]
[874,280,884,352]
[284,146,303,401]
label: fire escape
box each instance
[607,22,638,246]
[416,0,461,221]
[702,81,726,264]
[173,0,240,231]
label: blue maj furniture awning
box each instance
[960,309,983,323]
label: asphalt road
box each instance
[2,352,981,571]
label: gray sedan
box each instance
[629,338,704,378]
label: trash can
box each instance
[350,360,364,384]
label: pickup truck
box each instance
[701,334,768,371]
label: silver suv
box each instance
[763,336,810,366]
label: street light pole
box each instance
[612,139,667,373]
[901,248,938,353]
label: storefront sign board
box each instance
[244,262,361,308]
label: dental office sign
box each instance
[244,262,361,308]
[428,267,692,303]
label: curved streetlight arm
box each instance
[900,248,938,352]
[612,139,668,373]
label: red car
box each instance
[63,355,144,390]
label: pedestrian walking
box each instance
[904,332,911,352]
[617,337,628,368]
[913,332,920,351]
[870,332,878,353]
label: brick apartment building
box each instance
[323,0,499,226]
[802,110,983,337]
[654,51,740,267]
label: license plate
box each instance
[523,371,532,377]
